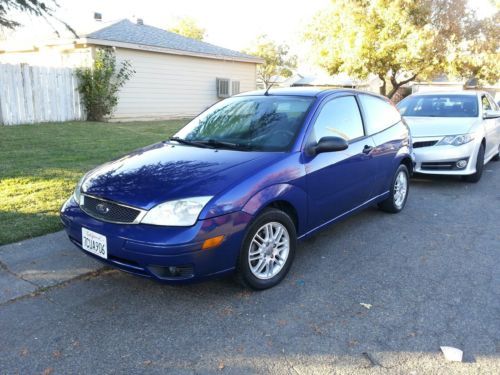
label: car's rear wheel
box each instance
[464,143,485,183]
[378,164,409,213]
[236,208,296,290]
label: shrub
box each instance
[76,48,134,121]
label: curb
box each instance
[0,231,103,304]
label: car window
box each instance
[482,95,492,111]
[397,94,479,118]
[310,96,364,143]
[358,94,401,135]
[485,94,499,110]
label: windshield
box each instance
[397,95,478,118]
[173,96,315,151]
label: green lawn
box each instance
[0,120,188,245]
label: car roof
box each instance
[237,87,383,99]
[407,90,484,97]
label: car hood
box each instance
[403,116,478,137]
[82,142,281,210]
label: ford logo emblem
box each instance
[95,203,110,214]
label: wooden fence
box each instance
[0,63,84,125]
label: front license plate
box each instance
[82,228,107,259]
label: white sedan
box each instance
[397,91,500,182]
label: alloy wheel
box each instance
[248,222,290,280]
[393,170,408,209]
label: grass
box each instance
[0,119,188,245]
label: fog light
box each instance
[456,159,467,169]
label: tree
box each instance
[243,35,297,89]
[304,0,499,98]
[0,0,76,36]
[76,49,135,121]
[167,17,206,40]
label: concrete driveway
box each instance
[1,162,499,374]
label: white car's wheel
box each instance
[464,143,485,183]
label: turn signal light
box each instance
[202,235,224,250]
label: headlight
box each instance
[437,134,474,146]
[73,175,86,205]
[141,197,213,226]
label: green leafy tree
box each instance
[167,17,206,40]
[243,35,297,89]
[304,0,499,98]
[76,49,135,121]
[0,0,76,36]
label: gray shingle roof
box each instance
[86,19,261,63]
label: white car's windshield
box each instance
[397,95,478,118]
[173,96,314,151]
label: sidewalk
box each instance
[0,231,103,304]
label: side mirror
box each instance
[308,136,348,156]
[483,110,500,119]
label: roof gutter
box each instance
[78,37,264,64]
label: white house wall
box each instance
[113,48,257,120]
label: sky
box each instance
[2,0,497,74]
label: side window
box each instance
[359,94,401,135]
[481,95,492,111]
[310,96,364,143]
[485,94,498,110]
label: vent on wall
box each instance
[94,12,102,21]
[216,78,230,98]
[231,81,240,95]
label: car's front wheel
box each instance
[236,208,296,290]
[464,143,485,183]
[378,164,409,213]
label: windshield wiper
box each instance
[167,137,214,149]
[198,139,256,151]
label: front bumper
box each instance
[413,138,479,175]
[60,197,253,283]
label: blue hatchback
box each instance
[61,88,412,289]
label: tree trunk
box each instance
[379,77,387,96]
[388,73,418,99]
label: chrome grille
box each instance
[81,195,141,223]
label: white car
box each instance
[397,91,500,182]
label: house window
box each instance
[231,81,240,95]
[216,78,230,98]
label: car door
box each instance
[358,94,406,196]
[482,94,500,160]
[303,95,377,229]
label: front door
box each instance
[304,95,377,230]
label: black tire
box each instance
[464,144,485,183]
[378,164,410,213]
[492,145,499,161]
[235,208,296,290]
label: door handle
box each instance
[362,145,374,154]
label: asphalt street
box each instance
[1,162,499,374]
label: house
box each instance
[0,19,263,120]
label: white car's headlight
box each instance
[141,197,213,226]
[437,134,474,146]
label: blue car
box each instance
[61,88,412,289]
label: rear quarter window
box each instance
[359,94,401,135]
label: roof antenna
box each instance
[264,80,276,96]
